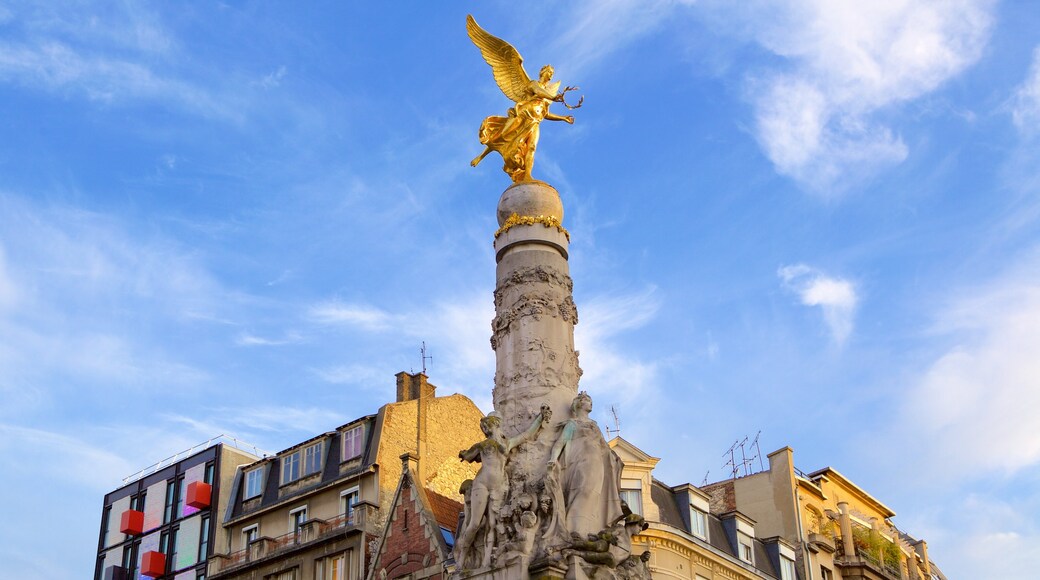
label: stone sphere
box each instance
[497,180,563,226]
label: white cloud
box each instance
[779,264,858,343]
[729,0,993,193]
[309,301,396,331]
[549,0,676,76]
[574,287,661,404]
[236,331,303,346]
[901,262,1040,477]
[1011,46,1040,136]
[0,423,134,491]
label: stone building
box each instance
[207,372,484,580]
[93,439,261,580]
[366,453,463,580]
[702,447,946,580]
[610,437,788,580]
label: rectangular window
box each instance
[243,524,259,546]
[169,529,179,571]
[199,515,211,560]
[780,557,796,580]
[204,462,215,485]
[690,507,708,539]
[244,468,264,499]
[316,553,347,580]
[739,541,753,563]
[290,507,307,540]
[282,452,301,484]
[176,475,186,517]
[102,506,112,541]
[164,479,177,524]
[341,488,360,522]
[619,489,642,516]
[303,441,323,476]
[342,425,364,461]
[122,543,137,576]
[820,565,833,580]
[266,569,298,580]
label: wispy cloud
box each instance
[549,0,678,76]
[309,301,397,331]
[721,0,993,194]
[0,423,134,491]
[779,264,858,344]
[897,255,1040,478]
[236,331,303,347]
[574,287,662,404]
[1011,46,1040,136]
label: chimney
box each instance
[396,371,437,402]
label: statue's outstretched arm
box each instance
[507,405,551,451]
[459,442,483,463]
[547,420,576,465]
[544,111,574,123]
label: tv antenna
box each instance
[723,440,739,479]
[750,431,764,473]
[420,341,433,374]
[606,406,621,439]
[702,471,710,486]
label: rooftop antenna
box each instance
[702,471,710,486]
[606,406,621,439]
[723,440,739,479]
[420,341,433,374]
[738,436,752,476]
[750,431,764,473]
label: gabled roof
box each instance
[608,436,661,465]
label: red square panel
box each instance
[119,509,144,535]
[186,481,212,509]
[141,551,166,577]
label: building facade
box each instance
[366,453,462,580]
[609,437,791,580]
[702,447,945,580]
[207,372,484,580]
[94,440,261,580]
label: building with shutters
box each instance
[93,438,262,580]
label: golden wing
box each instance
[466,14,531,103]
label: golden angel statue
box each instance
[467,15,582,183]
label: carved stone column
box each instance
[492,181,580,436]
[837,502,856,560]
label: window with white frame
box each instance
[244,468,264,499]
[281,452,301,484]
[739,538,753,563]
[243,524,259,546]
[342,425,364,461]
[819,565,833,580]
[316,553,347,580]
[265,568,297,580]
[619,480,642,516]
[341,487,360,522]
[780,557,796,580]
[303,441,324,476]
[690,506,708,539]
[289,506,308,539]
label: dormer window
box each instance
[739,539,753,563]
[620,480,642,516]
[690,506,708,540]
[342,425,365,461]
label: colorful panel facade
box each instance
[175,514,201,571]
[143,480,167,532]
[181,463,205,518]
[136,531,160,580]
[174,571,196,580]
[105,496,131,548]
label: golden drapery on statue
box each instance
[467,15,582,183]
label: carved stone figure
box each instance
[455,406,551,569]
[547,392,624,539]
[466,15,582,183]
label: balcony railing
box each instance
[210,505,376,576]
[834,536,903,580]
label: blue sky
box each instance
[0,1,1038,577]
